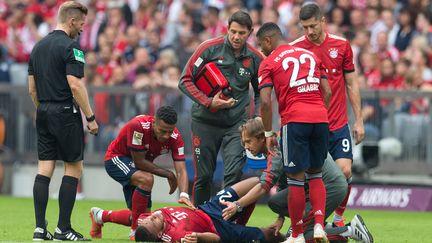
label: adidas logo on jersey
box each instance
[288,161,296,167]
[315,210,324,216]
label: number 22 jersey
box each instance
[258,44,328,126]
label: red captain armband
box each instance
[195,62,233,101]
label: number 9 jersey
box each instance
[258,45,328,126]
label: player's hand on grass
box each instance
[178,197,195,209]
[167,172,177,194]
[270,216,285,236]
[220,200,237,220]
[353,119,365,145]
[209,90,236,110]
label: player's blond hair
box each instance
[57,1,88,24]
[239,117,265,140]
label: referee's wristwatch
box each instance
[86,114,96,122]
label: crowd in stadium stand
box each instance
[0,0,431,152]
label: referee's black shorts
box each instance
[36,102,84,162]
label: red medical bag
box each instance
[195,62,232,100]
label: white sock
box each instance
[340,226,353,237]
[333,213,343,222]
[96,210,104,223]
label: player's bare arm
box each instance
[221,182,266,220]
[320,77,332,108]
[173,160,194,208]
[28,75,39,108]
[131,150,177,194]
[269,216,285,235]
[345,71,365,144]
[259,86,277,155]
[66,74,98,135]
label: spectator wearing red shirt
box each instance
[201,6,227,39]
[374,59,404,90]
[359,51,381,88]
[374,31,400,63]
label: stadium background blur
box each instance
[0,0,432,207]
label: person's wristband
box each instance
[233,201,243,212]
[180,192,190,200]
[264,131,274,138]
[86,114,95,122]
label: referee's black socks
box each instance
[57,175,78,231]
[33,174,51,229]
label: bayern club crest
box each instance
[329,48,338,58]
[242,57,251,68]
[193,135,201,147]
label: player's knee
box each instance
[133,172,154,189]
[64,162,83,178]
[336,161,352,178]
[341,166,352,178]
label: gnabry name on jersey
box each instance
[298,83,319,93]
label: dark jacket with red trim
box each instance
[178,36,264,127]
[259,148,284,192]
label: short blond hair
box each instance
[58,1,88,24]
[239,117,265,139]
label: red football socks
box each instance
[131,188,151,230]
[287,179,305,238]
[308,177,326,226]
[102,209,131,226]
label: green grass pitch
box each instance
[0,196,431,242]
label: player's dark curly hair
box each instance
[135,226,161,242]
[256,22,283,39]
[155,106,177,125]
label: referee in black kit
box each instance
[28,1,98,241]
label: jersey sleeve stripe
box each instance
[328,33,347,41]
[180,37,225,106]
[289,36,306,46]
[258,83,273,90]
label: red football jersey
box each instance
[104,115,185,162]
[290,34,355,131]
[258,44,328,125]
[138,207,218,242]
